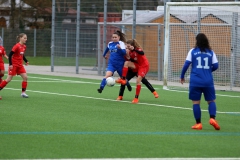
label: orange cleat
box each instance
[191,123,202,130]
[153,91,159,98]
[132,98,139,104]
[209,118,220,130]
[116,96,123,100]
[0,96,2,100]
[115,78,127,85]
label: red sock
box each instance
[135,84,141,98]
[122,67,128,78]
[22,81,28,92]
[0,80,8,90]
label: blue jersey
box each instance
[103,41,126,67]
[185,47,218,87]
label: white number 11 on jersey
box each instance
[196,57,210,69]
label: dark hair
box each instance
[16,33,26,42]
[126,39,141,48]
[113,30,126,43]
[195,33,211,52]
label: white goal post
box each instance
[163,2,240,91]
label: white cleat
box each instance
[21,92,29,98]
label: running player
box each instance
[116,39,150,103]
[180,33,220,130]
[97,30,131,93]
[0,36,9,100]
[0,33,29,98]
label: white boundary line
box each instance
[4,88,240,115]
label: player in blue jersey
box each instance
[180,33,220,130]
[97,30,131,93]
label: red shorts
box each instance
[8,65,26,76]
[137,65,149,77]
[0,63,4,71]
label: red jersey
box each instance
[129,48,149,67]
[11,43,27,67]
[0,46,7,64]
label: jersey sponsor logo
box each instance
[20,52,24,55]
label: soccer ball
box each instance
[106,77,115,87]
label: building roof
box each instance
[119,10,164,23]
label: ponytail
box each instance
[114,30,126,43]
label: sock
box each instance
[122,67,128,79]
[135,84,141,98]
[208,101,217,119]
[100,78,106,90]
[119,84,126,96]
[22,81,28,92]
[0,80,8,90]
[141,78,155,92]
[193,104,201,123]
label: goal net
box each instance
[163,2,240,91]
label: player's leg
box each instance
[0,64,5,83]
[132,75,143,104]
[116,61,135,85]
[189,86,202,130]
[97,70,113,93]
[19,66,28,98]
[0,66,15,91]
[117,70,135,100]
[204,87,220,130]
[141,77,159,98]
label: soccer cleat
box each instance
[116,96,123,100]
[191,123,202,130]
[132,98,139,104]
[209,118,220,130]
[21,92,29,98]
[97,88,102,93]
[0,96,2,100]
[153,91,159,98]
[127,84,132,91]
[115,78,127,85]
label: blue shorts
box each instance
[189,86,216,101]
[106,63,123,77]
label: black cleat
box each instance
[127,85,132,91]
[97,88,103,93]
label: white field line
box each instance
[4,88,240,115]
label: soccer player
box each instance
[97,30,132,93]
[0,33,29,98]
[116,39,151,103]
[180,33,220,130]
[117,49,159,101]
[0,36,9,100]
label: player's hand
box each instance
[180,78,185,84]
[9,65,13,70]
[25,62,29,66]
[116,44,121,49]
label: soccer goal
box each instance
[163,2,240,91]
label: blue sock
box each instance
[100,78,106,90]
[193,104,201,123]
[208,102,216,118]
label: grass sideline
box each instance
[0,73,240,159]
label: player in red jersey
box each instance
[0,37,9,100]
[0,33,29,98]
[116,39,151,103]
[117,48,159,101]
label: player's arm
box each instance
[23,55,29,65]
[4,51,8,59]
[103,47,109,59]
[134,48,144,55]
[180,60,191,84]
[8,51,14,65]
[211,52,218,72]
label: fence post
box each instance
[65,29,68,57]
[34,28,36,57]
